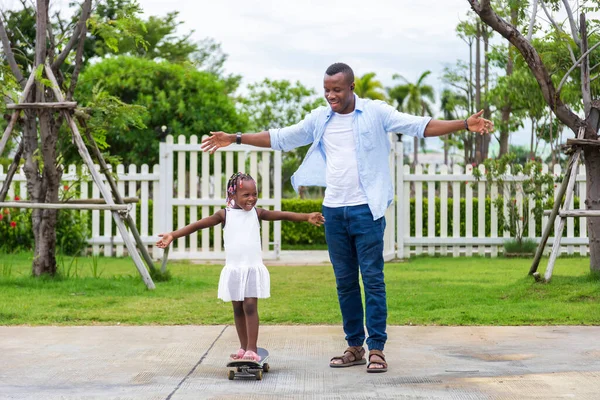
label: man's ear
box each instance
[350,83,355,91]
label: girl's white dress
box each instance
[217,208,270,301]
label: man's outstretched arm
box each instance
[424,110,493,137]
[201,130,272,154]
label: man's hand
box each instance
[156,233,174,248]
[201,131,234,154]
[467,110,494,135]
[307,212,325,227]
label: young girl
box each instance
[156,172,324,361]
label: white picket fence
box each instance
[156,135,282,260]
[394,142,588,258]
[0,137,589,259]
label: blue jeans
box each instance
[322,204,387,351]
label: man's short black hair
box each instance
[325,63,354,84]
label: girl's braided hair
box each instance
[226,172,255,207]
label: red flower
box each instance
[10,221,16,228]
[14,195,20,201]
[0,214,3,221]
[64,185,69,191]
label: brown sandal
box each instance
[329,346,367,368]
[367,350,388,373]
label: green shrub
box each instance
[0,207,34,252]
[0,202,89,255]
[56,209,90,255]
[281,199,326,245]
[504,238,538,255]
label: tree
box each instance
[441,61,479,162]
[440,89,469,164]
[76,56,248,166]
[0,0,98,276]
[354,72,386,100]
[237,78,325,196]
[467,0,600,272]
[388,71,435,166]
[455,15,493,162]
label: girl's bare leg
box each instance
[232,301,247,352]
[242,298,259,353]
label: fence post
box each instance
[396,141,404,259]
[158,136,174,244]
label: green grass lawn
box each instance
[0,253,598,326]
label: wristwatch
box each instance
[236,132,242,145]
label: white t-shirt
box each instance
[322,111,368,207]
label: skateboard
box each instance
[226,348,270,380]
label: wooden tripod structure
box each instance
[0,65,156,289]
[529,126,588,282]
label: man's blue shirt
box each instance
[269,95,431,220]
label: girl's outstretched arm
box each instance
[256,208,325,227]
[156,209,226,248]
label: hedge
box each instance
[281,199,326,245]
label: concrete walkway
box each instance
[2,325,600,399]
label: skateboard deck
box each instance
[226,348,270,380]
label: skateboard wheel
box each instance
[256,370,263,380]
[263,363,270,372]
[228,370,235,380]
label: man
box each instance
[201,63,493,373]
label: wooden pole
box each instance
[529,154,575,275]
[544,150,582,281]
[160,246,169,273]
[543,210,600,217]
[44,65,155,289]
[0,141,23,202]
[66,197,139,204]
[76,116,157,273]
[6,102,78,110]
[0,202,130,211]
[530,126,586,276]
[0,71,36,156]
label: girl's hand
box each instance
[307,212,325,226]
[156,233,174,248]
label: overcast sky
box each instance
[139,0,473,98]
[2,0,579,150]
[1,0,474,97]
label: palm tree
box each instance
[387,71,435,166]
[354,72,386,100]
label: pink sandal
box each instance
[242,350,261,362]
[229,348,246,360]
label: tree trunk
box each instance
[499,6,517,157]
[29,0,60,276]
[444,138,449,164]
[482,26,491,159]
[474,22,483,163]
[529,118,535,159]
[585,107,600,272]
[413,136,418,166]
